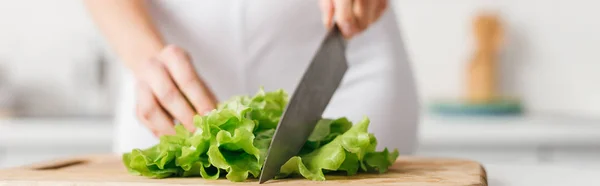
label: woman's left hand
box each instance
[319,0,388,39]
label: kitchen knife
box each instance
[258,25,349,183]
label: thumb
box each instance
[193,79,217,116]
[333,0,358,38]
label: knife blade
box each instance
[258,25,348,184]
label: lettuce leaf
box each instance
[276,117,399,181]
[122,88,399,182]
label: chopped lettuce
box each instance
[122,88,399,182]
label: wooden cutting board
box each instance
[0,154,487,186]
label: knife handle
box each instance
[329,24,348,49]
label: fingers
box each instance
[141,57,197,132]
[374,0,388,21]
[319,0,334,29]
[136,82,175,137]
[328,0,388,38]
[333,0,359,38]
[353,0,369,31]
[159,45,217,116]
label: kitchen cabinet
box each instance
[0,118,113,168]
[416,147,540,165]
[416,114,600,168]
[546,147,600,169]
[416,146,600,168]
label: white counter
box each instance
[485,163,600,186]
[0,115,600,157]
[420,114,600,147]
[2,115,600,184]
[2,114,600,147]
[416,114,600,170]
[0,117,114,148]
[0,117,114,168]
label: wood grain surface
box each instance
[0,154,487,186]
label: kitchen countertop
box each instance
[420,114,600,147]
[2,114,600,148]
[0,117,114,148]
[485,163,600,186]
[2,115,600,185]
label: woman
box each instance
[83,0,419,155]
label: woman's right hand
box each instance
[133,45,217,137]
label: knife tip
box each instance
[258,177,267,184]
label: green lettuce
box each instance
[122,88,399,182]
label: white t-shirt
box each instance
[113,0,420,155]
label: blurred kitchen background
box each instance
[1,0,600,170]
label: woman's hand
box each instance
[319,0,388,38]
[134,45,217,137]
[83,1,216,137]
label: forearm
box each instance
[83,0,164,72]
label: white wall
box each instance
[0,0,599,118]
[393,0,600,118]
[0,0,117,117]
